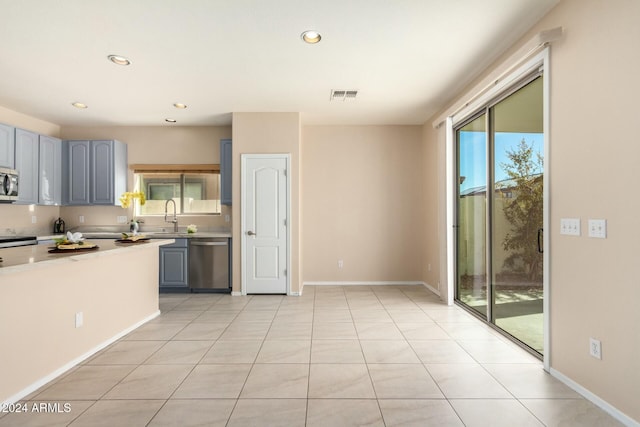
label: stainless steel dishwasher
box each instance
[188,238,230,292]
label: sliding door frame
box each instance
[447,48,550,370]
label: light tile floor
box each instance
[0,285,624,426]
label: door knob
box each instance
[247,230,256,236]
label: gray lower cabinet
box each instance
[220,138,232,205]
[159,239,189,290]
[14,129,39,204]
[63,140,127,205]
[0,123,15,169]
[39,135,62,205]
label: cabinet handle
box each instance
[247,231,256,236]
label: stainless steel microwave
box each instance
[0,167,19,202]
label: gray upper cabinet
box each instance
[39,135,62,205]
[0,123,15,169]
[63,140,127,205]
[14,129,39,204]
[90,140,127,205]
[220,138,232,205]
[62,140,90,205]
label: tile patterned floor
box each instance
[0,285,624,426]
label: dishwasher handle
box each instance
[190,241,228,247]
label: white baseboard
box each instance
[231,291,243,296]
[2,310,160,406]
[303,281,426,286]
[549,368,639,427]
[422,282,441,296]
[289,291,302,296]
[302,281,441,298]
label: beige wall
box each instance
[425,0,640,421]
[421,124,442,292]
[544,0,639,420]
[231,113,301,294]
[302,126,426,284]
[61,126,231,165]
[0,105,60,138]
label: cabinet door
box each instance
[39,135,62,205]
[14,129,39,204]
[220,139,232,205]
[0,123,15,169]
[159,239,189,288]
[63,141,90,205]
[113,140,128,206]
[90,140,114,204]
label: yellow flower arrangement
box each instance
[119,191,146,208]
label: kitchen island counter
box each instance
[0,238,174,405]
[0,238,175,275]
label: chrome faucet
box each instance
[164,199,178,232]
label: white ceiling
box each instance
[0,0,559,127]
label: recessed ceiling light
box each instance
[71,102,88,109]
[173,103,187,109]
[165,118,177,123]
[301,30,321,44]
[107,54,131,66]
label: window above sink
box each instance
[132,164,221,216]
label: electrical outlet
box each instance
[338,259,344,269]
[589,338,602,360]
[560,218,580,236]
[116,215,128,224]
[225,214,230,223]
[75,312,84,328]
[31,215,37,224]
[79,215,85,223]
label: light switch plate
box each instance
[560,218,580,236]
[588,219,607,238]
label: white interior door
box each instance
[241,154,289,294]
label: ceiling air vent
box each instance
[330,89,358,101]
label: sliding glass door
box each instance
[456,75,544,354]
[456,113,488,317]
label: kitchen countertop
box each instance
[0,238,175,275]
[38,230,232,241]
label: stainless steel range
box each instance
[0,236,37,248]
